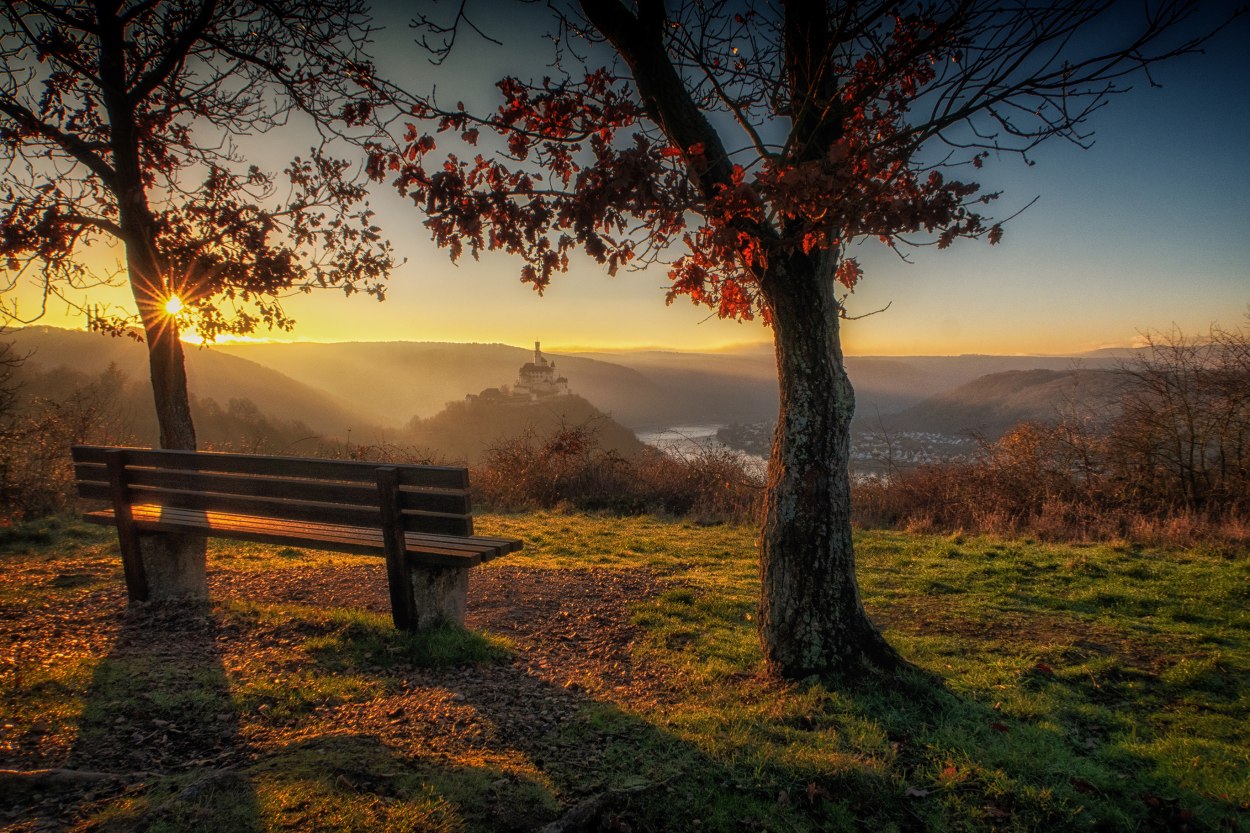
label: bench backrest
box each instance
[71,445,474,536]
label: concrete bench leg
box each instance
[137,532,208,602]
[403,565,469,630]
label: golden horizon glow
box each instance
[179,332,282,346]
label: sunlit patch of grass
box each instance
[219,601,512,671]
[0,653,95,742]
[257,777,462,833]
[207,538,375,570]
[233,668,382,723]
[480,510,759,575]
[1127,734,1250,804]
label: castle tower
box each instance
[514,340,568,399]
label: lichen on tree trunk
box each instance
[758,250,898,677]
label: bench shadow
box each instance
[61,601,262,831]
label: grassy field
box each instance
[1,513,1247,832]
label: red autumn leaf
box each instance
[835,258,863,289]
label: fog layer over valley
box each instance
[7,327,1127,464]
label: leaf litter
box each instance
[1,551,665,831]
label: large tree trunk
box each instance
[757,251,898,677]
[99,1,199,456]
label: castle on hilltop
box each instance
[515,341,569,399]
[466,341,570,404]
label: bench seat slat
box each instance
[83,505,512,568]
[130,504,506,559]
[72,446,469,490]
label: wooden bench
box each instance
[70,445,521,630]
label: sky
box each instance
[11,2,1250,356]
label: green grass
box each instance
[1,512,1247,832]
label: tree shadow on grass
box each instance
[291,615,794,832]
[58,601,262,832]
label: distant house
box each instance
[466,341,570,404]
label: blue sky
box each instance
[20,1,1250,355]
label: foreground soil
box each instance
[1,544,667,832]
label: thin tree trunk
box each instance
[757,251,898,677]
[99,0,198,455]
[130,255,197,451]
[120,220,206,602]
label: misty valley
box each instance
[2,326,1125,473]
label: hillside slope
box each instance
[216,341,667,428]
[884,368,1124,438]
[402,393,644,465]
[7,327,377,439]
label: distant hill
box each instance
[210,340,1123,433]
[882,369,1124,438]
[216,341,669,428]
[575,348,1119,426]
[401,394,643,465]
[1076,347,1147,360]
[7,327,378,441]
[8,328,1134,446]
[569,348,779,428]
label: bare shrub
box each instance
[1108,323,1250,515]
[853,423,1249,547]
[474,420,763,523]
[0,358,138,524]
[312,437,449,466]
[853,320,1250,547]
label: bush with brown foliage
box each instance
[0,349,138,524]
[473,421,763,524]
[852,321,1250,546]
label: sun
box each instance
[164,295,184,315]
